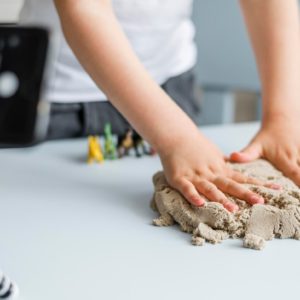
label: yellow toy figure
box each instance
[87,135,104,164]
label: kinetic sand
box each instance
[151,160,300,250]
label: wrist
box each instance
[263,108,300,120]
[262,109,300,130]
[262,100,300,125]
[156,125,202,157]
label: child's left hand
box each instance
[230,115,300,187]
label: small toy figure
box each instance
[104,123,117,160]
[87,135,104,164]
[117,127,149,158]
[117,128,133,157]
[0,270,19,299]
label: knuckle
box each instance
[215,196,226,204]
[238,175,248,184]
[180,184,195,198]
[232,171,242,179]
[170,175,183,186]
[194,169,204,177]
[180,183,190,195]
[285,149,296,159]
[195,179,206,186]
[203,184,216,195]
[224,180,234,190]
[248,177,260,185]
[294,176,300,185]
[243,177,252,184]
[289,167,299,177]
[246,191,255,199]
[213,176,223,186]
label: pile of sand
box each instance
[151,160,300,250]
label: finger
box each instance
[296,153,300,168]
[230,142,262,163]
[271,156,300,187]
[214,177,264,205]
[224,155,230,162]
[280,162,300,187]
[196,180,239,212]
[177,178,206,207]
[230,171,281,190]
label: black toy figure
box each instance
[117,127,149,158]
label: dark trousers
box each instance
[47,69,201,140]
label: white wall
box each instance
[0,0,24,23]
[192,0,260,91]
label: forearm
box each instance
[240,0,300,122]
[53,0,199,152]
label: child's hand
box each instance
[230,115,300,187]
[158,131,276,212]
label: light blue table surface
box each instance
[0,122,299,300]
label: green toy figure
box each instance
[104,123,117,160]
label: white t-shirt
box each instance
[19,0,197,103]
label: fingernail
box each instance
[231,204,239,212]
[267,183,281,190]
[197,200,205,207]
[226,203,239,213]
[192,197,205,207]
[235,152,244,157]
[250,195,264,204]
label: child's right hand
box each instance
[158,130,280,212]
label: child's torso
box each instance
[19,0,196,102]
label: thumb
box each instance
[230,142,262,163]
